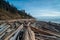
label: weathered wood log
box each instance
[22,25,35,40]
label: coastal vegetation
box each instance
[0,0,34,20]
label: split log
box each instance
[22,26,35,40]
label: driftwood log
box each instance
[22,23,35,40]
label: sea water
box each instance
[37,16,60,24]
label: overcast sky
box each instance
[6,0,60,18]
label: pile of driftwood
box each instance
[19,22,60,40]
[4,22,60,40]
[9,22,35,40]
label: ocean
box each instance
[37,16,60,24]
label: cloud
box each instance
[31,9,60,17]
